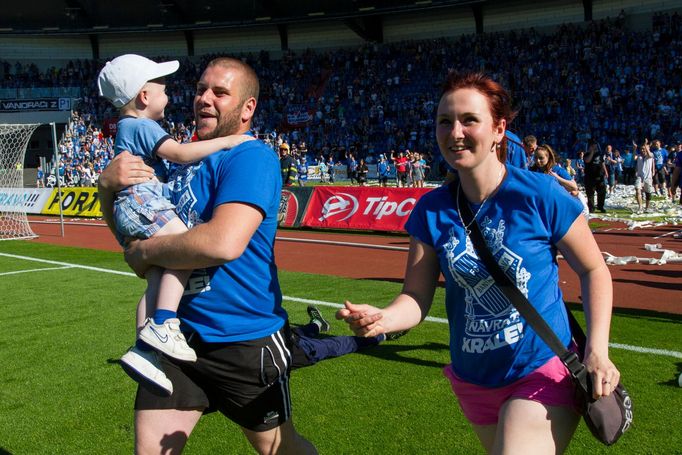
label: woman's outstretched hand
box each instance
[336,300,385,337]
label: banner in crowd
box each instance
[0,98,71,112]
[285,104,311,128]
[278,186,313,228]
[0,188,52,213]
[323,164,397,181]
[41,187,101,217]
[302,186,431,231]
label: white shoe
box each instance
[120,346,173,397]
[138,318,197,362]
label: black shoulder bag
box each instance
[451,182,632,446]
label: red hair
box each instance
[440,71,517,162]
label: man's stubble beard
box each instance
[197,104,243,140]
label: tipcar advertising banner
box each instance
[301,186,432,232]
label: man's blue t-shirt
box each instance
[167,140,287,342]
[115,116,172,180]
[405,165,583,387]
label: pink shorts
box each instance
[443,356,579,426]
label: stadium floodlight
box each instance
[0,124,40,240]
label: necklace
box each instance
[456,166,504,236]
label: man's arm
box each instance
[98,152,155,235]
[124,202,263,277]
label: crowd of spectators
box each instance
[4,11,681,188]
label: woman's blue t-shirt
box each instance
[405,165,583,387]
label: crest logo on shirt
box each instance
[172,162,203,229]
[443,218,530,354]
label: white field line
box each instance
[276,236,409,251]
[1,252,680,360]
[0,265,74,276]
[653,229,682,240]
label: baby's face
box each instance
[143,79,169,120]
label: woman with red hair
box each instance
[339,71,619,454]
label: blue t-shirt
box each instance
[551,164,572,181]
[378,161,390,177]
[405,165,583,387]
[115,116,172,180]
[622,152,634,168]
[167,140,287,342]
[653,148,668,170]
[505,131,528,170]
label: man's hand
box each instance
[124,237,152,278]
[99,151,155,192]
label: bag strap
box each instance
[449,181,589,389]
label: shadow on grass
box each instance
[0,448,14,455]
[658,361,682,388]
[358,277,449,289]
[352,340,449,369]
[565,302,682,323]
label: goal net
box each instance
[0,123,40,240]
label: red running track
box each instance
[23,217,682,315]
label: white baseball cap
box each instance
[97,54,179,108]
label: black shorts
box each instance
[654,168,667,185]
[135,324,293,432]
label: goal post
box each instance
[0,123,41,240]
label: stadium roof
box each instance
[1,0,486,35]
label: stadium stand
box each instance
[2,12,681,187]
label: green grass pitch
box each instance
[0,240,680,453]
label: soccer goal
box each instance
[0,123,40,240]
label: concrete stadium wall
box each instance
[1,0,681,63]
[383,9,475,42]
[99,32,187,58]
[0,36,91,60]
[287,22,364,50]
[593,0,682,20]
[194,27,282,55]
[483,0,584,32]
